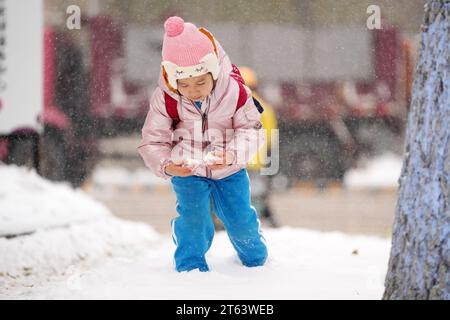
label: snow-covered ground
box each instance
[344,153,403,190]
[0,165,159,294]
[0,164,391,300]
[0,166,110,236]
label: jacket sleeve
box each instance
[225,87,267,166]
[137,88,174,179]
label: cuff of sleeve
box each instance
[161,159,174,177]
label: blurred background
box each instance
[0,0,427,238]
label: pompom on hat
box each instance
[161,16,220,90]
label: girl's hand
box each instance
[164,163,193,177]
[206,150,235,170]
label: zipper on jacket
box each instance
[190,99,212,179]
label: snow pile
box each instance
[0,165,158,283]
[0,164,391,300]
[91,166,169,188]
[0,165,110,236]
[344,153,403,190]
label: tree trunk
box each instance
[383,0,449,300]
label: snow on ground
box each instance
[0,165,158,289]
[2,227,390,300]
[0,165,111,236]
[0,164,391,299]
[344,153,403,190]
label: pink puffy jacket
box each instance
[138,40,265,180]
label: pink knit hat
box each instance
[161,16,220,90]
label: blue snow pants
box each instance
[170,168,268,272]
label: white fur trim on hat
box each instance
[162,53,219,89]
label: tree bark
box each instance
[383,0,449,300]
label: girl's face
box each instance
[177,73,214,102]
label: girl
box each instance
[138,16,267,272]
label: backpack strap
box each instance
[164,92,180,129]
[230,64,248,112]
[231,75,248,112]
[252,96,264,114]
[230,64,245,85]
[230,64,264,114]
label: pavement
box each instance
[84,184,397,238]
[84,135,398,238]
